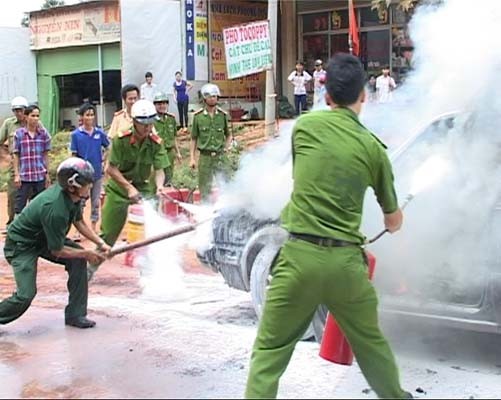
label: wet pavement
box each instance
[2,230,501,398]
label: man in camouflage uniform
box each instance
[87,100,170,281]
[0,96,28,232]
[153,92,182,185]
[189,83,232,200]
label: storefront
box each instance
[298,0,413,83]
[30,0,121,134]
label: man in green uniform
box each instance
[245,54,411,399]
[153,92,182,185]
[88,100,170,281]
[190,83,232,200]
[0,96,28,233]
[0,157,111,329]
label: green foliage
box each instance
[0,168,9,192]
[42,0,65,9]
[172,162,198,191]
[48,130,71,182]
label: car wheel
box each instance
[249,244,318,341]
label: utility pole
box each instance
[264,0,278,137]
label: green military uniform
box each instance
[100,127,170,247]
[154,112,178,184]
[245,108,407,399]
[0,116,23,226]
[191,107,231,200]
[0,184,88,324]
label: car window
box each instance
[391,113,470,194]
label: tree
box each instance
[21,13,30,27]
[42,0,65,9]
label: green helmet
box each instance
[153,91,169,103]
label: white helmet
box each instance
[131,99,158,125]
[11,96,28,110]
[200,83,221,99]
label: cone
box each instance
[319,251,376,365]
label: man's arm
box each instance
[384,209,403,233]
[0,120,8,146]
[107,163,140,202]
[51,245,106,265]
[154,169,166,194]
[74,219,110,251]
[190,115,199,168]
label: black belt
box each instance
[289,232,358,247]
[199,149,222,156]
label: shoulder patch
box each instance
[118,129,133,138]
[114,109,125,117]
[166,112,176,118]
[149,133,163,144]
[216,107,228,115]
[193,108,204,115]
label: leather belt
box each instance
[289,232,358,247]
[199,149,222,157]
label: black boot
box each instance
[65,316,96,329]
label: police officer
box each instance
[190,83,232,201]
[0,96,28,232]
[0,157,110,329]
[245,54,411,399]
[153,92,182,185]
[108,84,139,139]
[88,100,170,281]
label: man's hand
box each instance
[127,186,141,203]
[97,241,112,258]
[384,208,403,233]
[85,250,107,265]
[14,174,21,189]
[45,174,51,188]
[190,158,197,169]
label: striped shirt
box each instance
[14,127,51,182]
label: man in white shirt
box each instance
[140,72,158,102]
[376,66,396,104]
[288,61,312,115]
[312,59,327,108]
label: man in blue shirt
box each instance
[70,103,110,232]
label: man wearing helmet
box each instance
[153,92,182,185]
[0,157,111,329]
[190,83,232,200]
[0,96,28,233]
[88,100,170,281]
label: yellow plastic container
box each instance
[126,204,144,243]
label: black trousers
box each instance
[15,180,45,214]
[294,94,307,115]
[177,100,189,128]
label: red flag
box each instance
[348,0,360,56]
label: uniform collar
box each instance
[203,107,219,115]
[79,125,95,135]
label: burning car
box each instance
[197,110,501,341]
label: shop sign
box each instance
[30,2,120,49]
[223,20,272,80]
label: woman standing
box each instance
[172,71,193,131]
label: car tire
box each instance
[249,244,318,341]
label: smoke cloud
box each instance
[208,0,501,307]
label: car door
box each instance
[364,111,494,309]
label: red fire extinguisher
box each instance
[319,252,376,365]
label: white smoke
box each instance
[204,0,501,305]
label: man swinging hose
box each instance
[0,157,111,329]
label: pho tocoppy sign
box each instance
[223,20,272,80]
